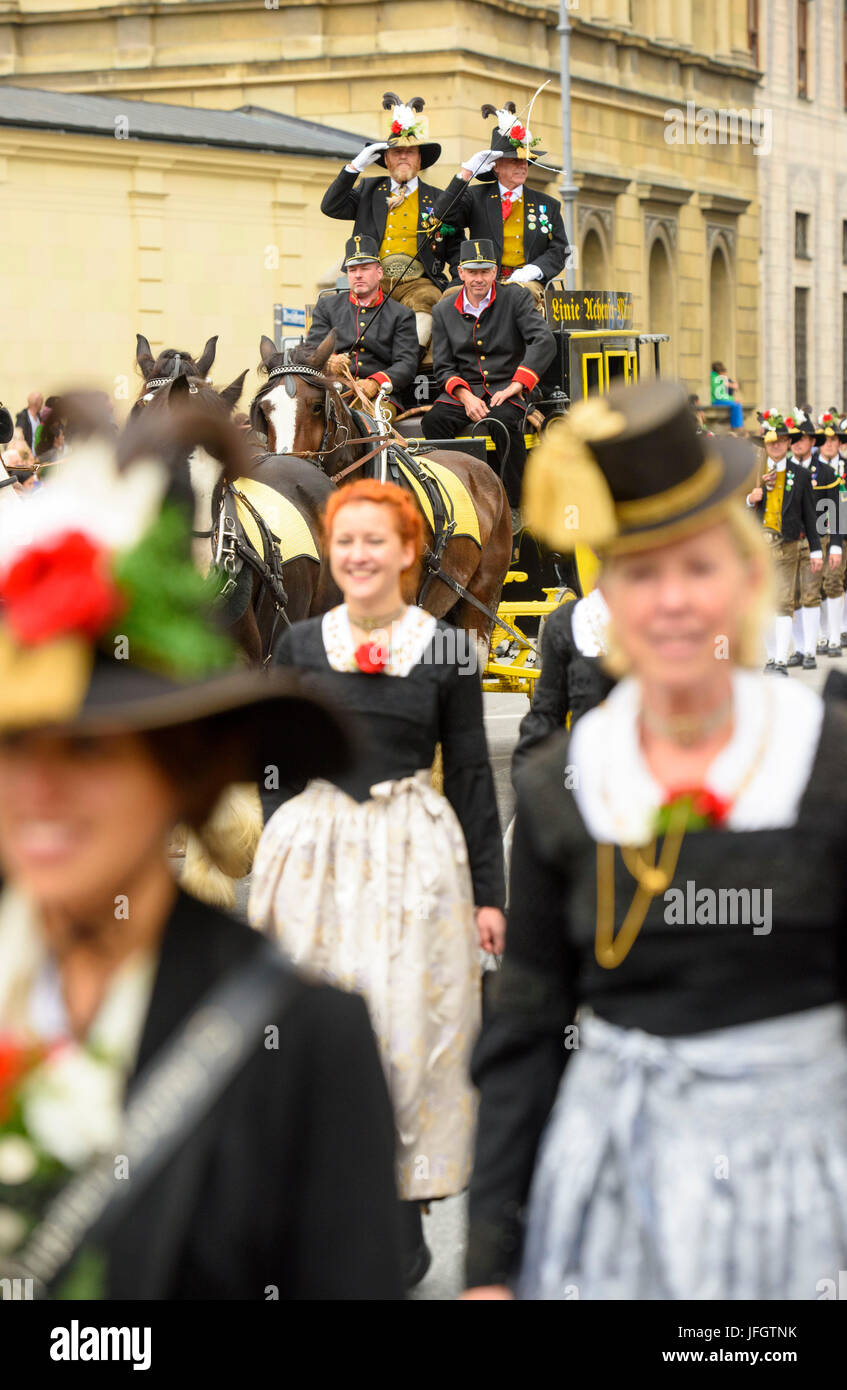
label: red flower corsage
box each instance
[655,786,731,835]
[354,641,388,674]
[0,531,125,646]
[784,416,796,430]
[391,120,402,135]
[510,123,527,142]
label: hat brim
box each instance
[376,141,441,171]
[343,255,381,268]
[458,260,497,270]
[601,436,758,555]
[0,655,354,786]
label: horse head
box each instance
[126,347,248,568]
[251,331,357,470]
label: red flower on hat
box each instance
[354,641,388,674]
[761,410,771,419]
[391,120,402,135]
[823,413,833,423]
[510,123,527,142]
[784,416,796,430]
[0,531,125,647]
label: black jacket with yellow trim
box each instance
[320,169,459,289]
[430,281,556,402]
[436,178,569,285]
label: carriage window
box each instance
[582,353,603,397]
[606,351,629,384]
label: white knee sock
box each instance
[827,596,843,644]
[792,610,804,652]
[801,605,820,655]
[764,622,777,661]
[821,601,831,642]
[775,614,793,664]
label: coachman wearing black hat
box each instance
[435,100,569,311]
[422,238,556,526]
[321,94,460,349]
[302,235,419,407]
[466,380,847,1302]
[0,429,404,1300]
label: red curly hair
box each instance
[323,480,424,599]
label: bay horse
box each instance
[131,334,340,665]
[251,331,513,655]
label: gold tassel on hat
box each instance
[522,416,618,550]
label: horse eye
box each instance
[311,401,323,416]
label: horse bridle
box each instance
[256,363,349,465]
[141,354,199,400]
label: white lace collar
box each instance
[570,588,610,658]
[321,604,438,676]
[569,670,824,844]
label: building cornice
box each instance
[697,191,753,216]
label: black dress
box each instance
[511,598,615,781]
[251,608,504,1201]
[261,612,504,908]
[94,891,404,1299]
[467,694,847,1293]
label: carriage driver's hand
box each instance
[456,388,489,423]
[488,382,524,409]
[359,378,382,401]
[475,906,506,955]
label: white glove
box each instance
[347,142,389,174]
[503,264,543,284]
[461,148,499,177]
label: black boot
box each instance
[399,1200,432,1289]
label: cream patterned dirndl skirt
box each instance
[518,1004,847,1300]
[248,771,480,1201]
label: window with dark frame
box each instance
[748,0,759,66]
[798,0,809,98]
[795,286,809,406]
[795,211,810,259]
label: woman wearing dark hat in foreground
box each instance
[465,381,847,1300]
[0,439,403,1299]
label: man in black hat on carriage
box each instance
[422,238,556,529]
[302,235,419,408]
[435,101,569,310]
[320,95,459,350]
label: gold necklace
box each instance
[640,697,733,749]
[594,684,773,970]
[347,605,407,633]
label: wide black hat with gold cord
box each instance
[0,432,351,783]
[523,380,756,554]
[375,93,441,171]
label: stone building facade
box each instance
[758,0,847,413]
[0,0,763,406]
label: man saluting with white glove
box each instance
[320,94,461,349]
[436,99,569,311]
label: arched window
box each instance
[647,234,675,375]
[580,226,609,291]
[709,243,733,383]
